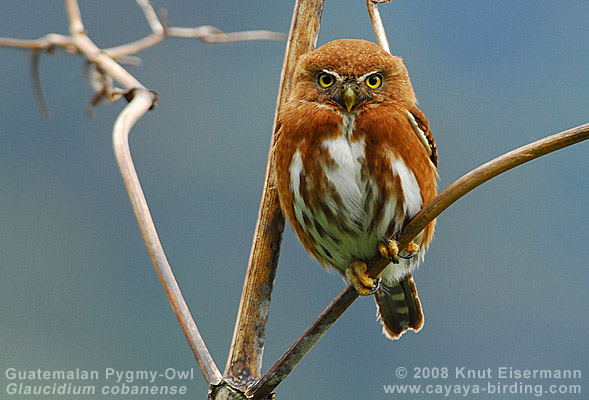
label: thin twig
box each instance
[30,50,51,118]
[65,0,84,35]
[135,0,164,35]
[198,30,288,43]
[0,34,73,51]
[223,0,325,392]
[0,0,286,62]
[104,33,165,60]
[247,122,589,397]
[104,0,286,59]
[366,0,390,53]
[105,27,286,59]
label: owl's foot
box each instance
[346,261,381,296]
[379,239,420,264]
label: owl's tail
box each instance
[374,274,424,340]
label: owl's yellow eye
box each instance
[318,72,335,88]
[365,73,383,89]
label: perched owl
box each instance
[274,39,437,339]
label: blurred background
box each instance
[1,1,587,399]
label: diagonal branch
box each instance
[248,120,589,397]
[112,91,223,386]
[223,0,325,391]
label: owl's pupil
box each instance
[369,77,377,85]
[318,73,334,87]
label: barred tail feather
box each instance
[374,274,424,340]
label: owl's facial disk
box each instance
[316,70,383,113]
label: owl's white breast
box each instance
[288,109,424,280]
[320,113,366,225]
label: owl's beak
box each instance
[342,85,357,112]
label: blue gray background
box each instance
[1,1,587,399]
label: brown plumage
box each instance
[274,39,437,339]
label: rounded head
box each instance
[290,39,416,111]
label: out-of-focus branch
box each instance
[105,0,287,59]
[0,0,287,114]
[222,0,325,394]
[30,50,51,118]
[136,0,165,34]
[112,90,224,386]
[247,122,589,398]
[64,0,225,386]
[0,34,73,51]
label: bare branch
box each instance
[112,89,223,386]
[366,0,391,53]
[1,2,286,63]
[104,33,165,60]
[248,122,589,397]
[246,286,357,399]
[383,122,589,271]
[105,26,287,59]
[67,12,145,90]
[0,34,73,51]
[0,34,142,68]
[30,50,51,118]
[104,0,286,58]
[65,0,85,35]
[197,29,288,43]
[223,0,325,392]
[62,0,225,386]
[135,0,165,35]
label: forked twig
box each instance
[105,0,287,59]
[0,0,286,116]
[63,0,224,386]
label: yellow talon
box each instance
[380,239,420,263]
[379,239,400,263]
[405,241,420,257]
[346,261,380,296]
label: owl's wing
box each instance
[407,107,437,167]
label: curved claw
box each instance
[369,277,381,294]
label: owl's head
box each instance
[290,39,417,113]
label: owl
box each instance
[274,39,437,339]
